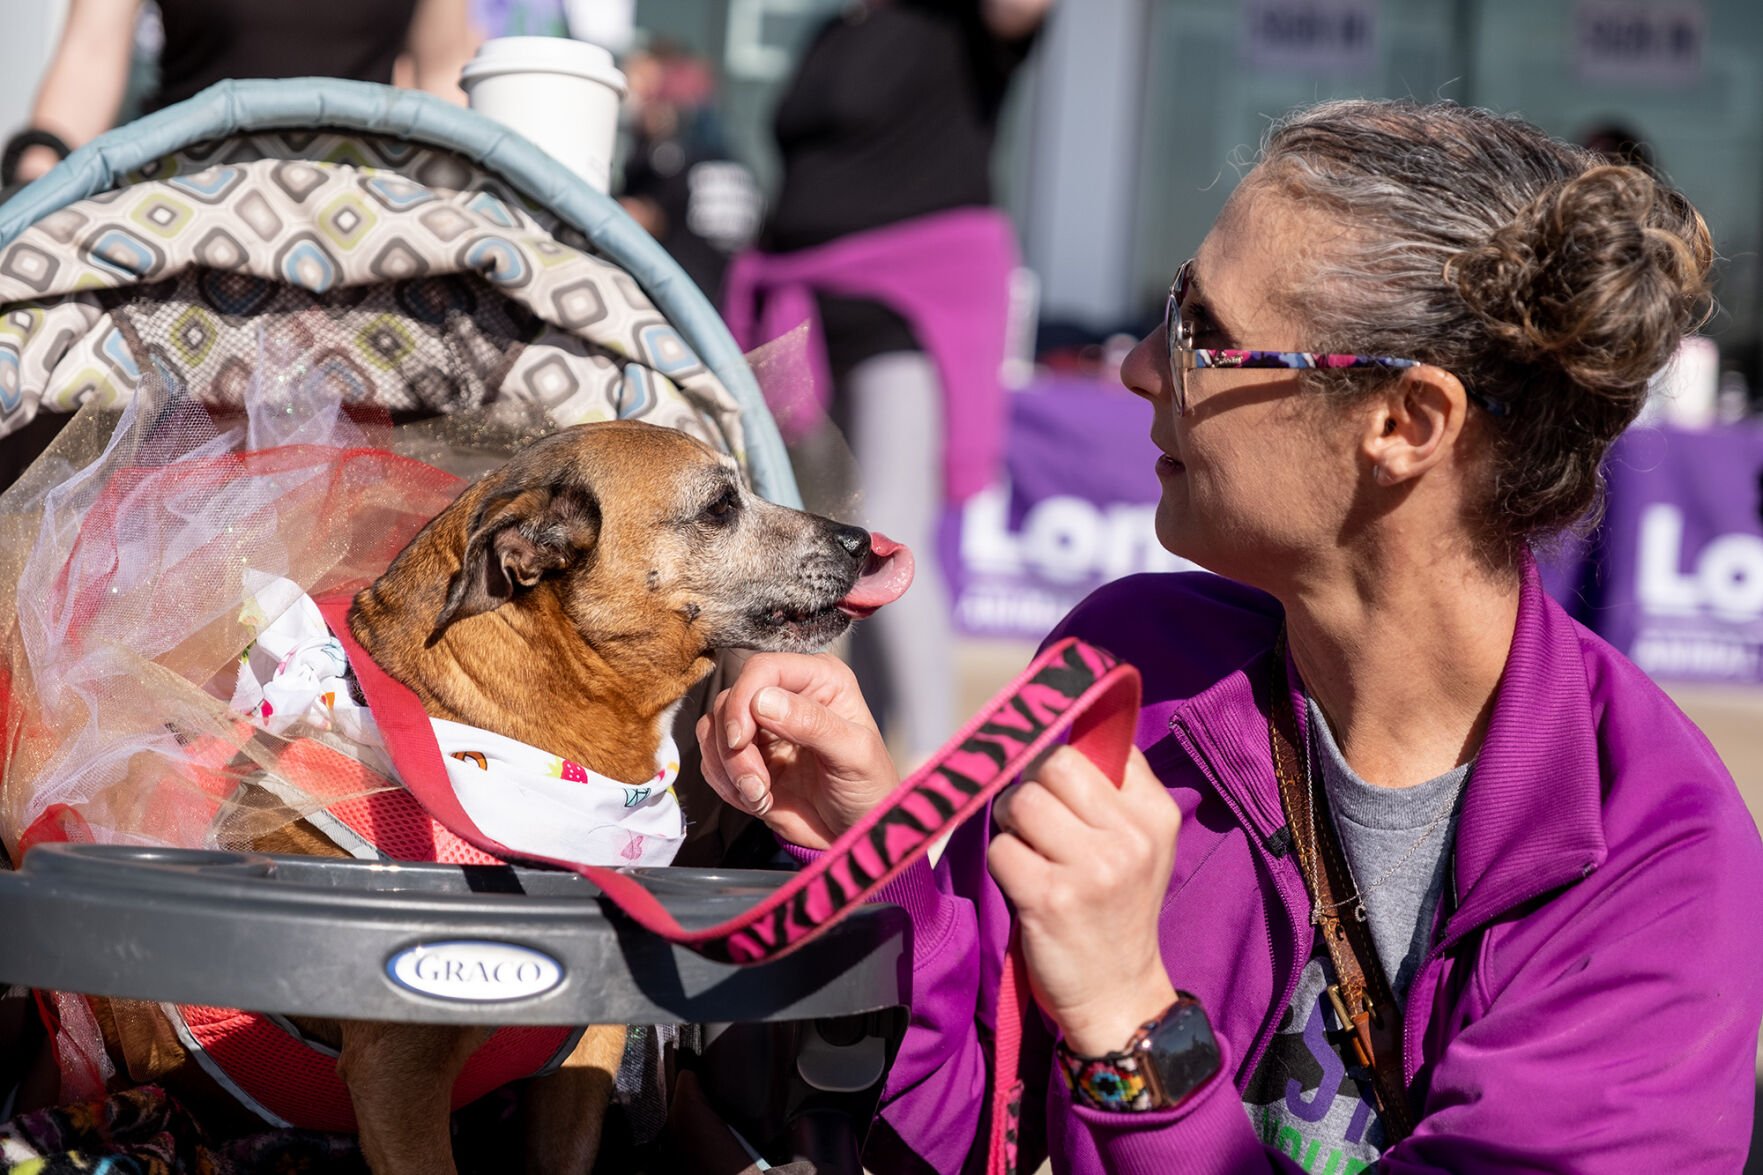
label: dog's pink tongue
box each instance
[837,532,914,619]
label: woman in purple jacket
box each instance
[699,99,1763,1172]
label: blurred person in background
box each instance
[723,0,1055,765]
[1579,118,1660,178]
[702,99,1763,1171]
[617,39,762,303]
[10,0,477,184]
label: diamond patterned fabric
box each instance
[0,135,745,467]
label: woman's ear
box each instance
[1362,365,1470,485]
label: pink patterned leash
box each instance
[319,597,1142,1174]
[983,648,1138,1175]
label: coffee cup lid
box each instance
[460,36,629,96]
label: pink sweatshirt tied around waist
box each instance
[722,206,1018,505]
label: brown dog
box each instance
[69,420,913,1174]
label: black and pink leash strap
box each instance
[319,596,1143,1174]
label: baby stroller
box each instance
[0,79,907,1173]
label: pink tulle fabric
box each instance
[0,369,465,860]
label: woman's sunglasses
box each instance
[1164,259,1511,418]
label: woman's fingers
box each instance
[1117,747,1181,838]
[986,827,1052,898]
[746,685,887,780]
[695,712,744,808]
[713,656,888,785]
[1027,745,1168,833]
[994,747,1177,872]
[694,654,898,851]
[720,653,873,752]
[698,702,773,812]
[992,780,1096,865]
[1021,744,1130,831]
[989,742,1181,1049]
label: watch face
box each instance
[1144,999,1223,1103]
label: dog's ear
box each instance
[427,482,601,645]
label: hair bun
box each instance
[1448,164,1714,394]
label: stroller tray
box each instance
[0,844,909,1025]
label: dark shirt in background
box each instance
[621,114,762,304]
[149,0,421,111]
[764,0,1037,375]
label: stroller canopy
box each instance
[0,77,798,507]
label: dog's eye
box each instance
[701,489,740,525]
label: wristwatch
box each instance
[1056,992,1222,1113]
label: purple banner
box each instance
[942,376,1199,640]
[1557,424,1763,684]
[946,379,1763,685]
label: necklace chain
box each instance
[1299,700,1465,925]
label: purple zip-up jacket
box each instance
[861,563,1763,1173]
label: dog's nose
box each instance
[832,525,871,561]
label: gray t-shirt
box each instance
[1243,699,1467,1171]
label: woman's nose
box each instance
[1119,328,1169,406]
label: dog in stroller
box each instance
[0,81,907,1172]
[97,418,902,1173]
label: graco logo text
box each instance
[387,941,563,1002]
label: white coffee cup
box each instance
[460,37,628,194]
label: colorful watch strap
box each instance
[1059,1028,1163,1112]
[1057,998,1181,1113]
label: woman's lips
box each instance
[1156,453,1184,475]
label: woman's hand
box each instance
[696,653,899,851]
[990,745,1182,1056]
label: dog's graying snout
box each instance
[832,525,870,561]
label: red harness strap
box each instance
[178,1004,574,1133]
[174,669,574,1132]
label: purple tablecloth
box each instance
[1552,423,1763,684]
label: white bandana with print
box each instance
[231,573,686,868]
